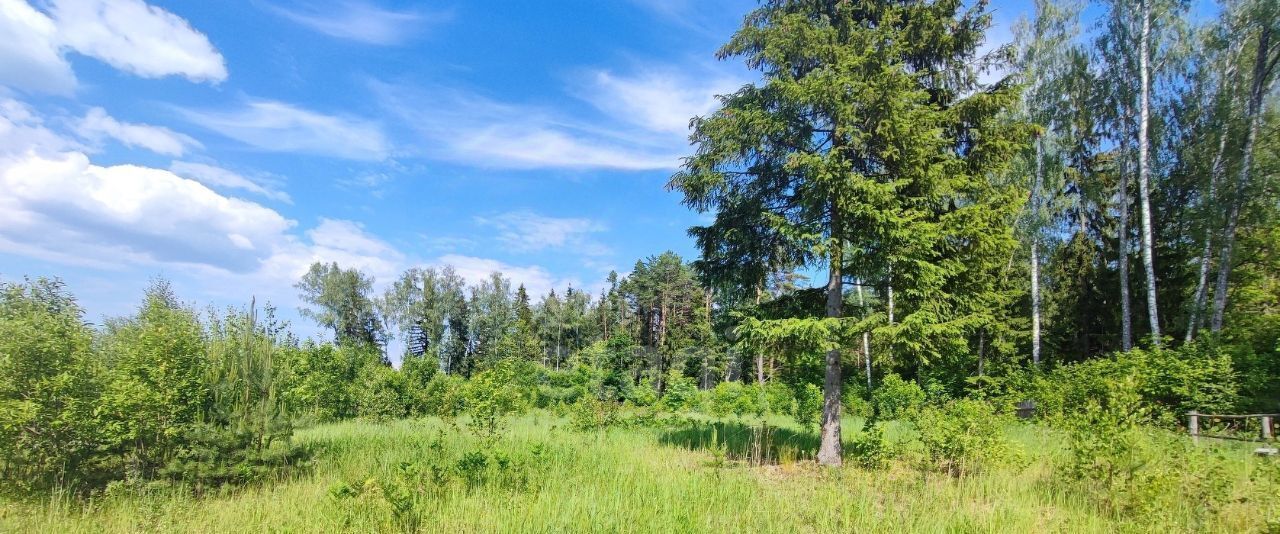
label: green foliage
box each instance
[1057,377,1255,526]
[872,374,926,420]
[295,262,384,347]
[790,383,823,433]
[995,346,1240,425]
[706,381,760,419]
[916,399,1022,477]
[626,377,659,407]
[847,422,894,470]
[567,396,622,431]
[657,369,700,412]
[463,359,532,440]
[0,278,99,490]
[354,363,407,421]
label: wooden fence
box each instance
[1186,411,1277,443]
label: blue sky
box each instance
[0,0,1032,339]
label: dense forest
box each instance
[3,0,1279,531]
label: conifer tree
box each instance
[672,0,1024,465]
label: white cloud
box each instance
[267,0,447,45]
[475,210,611,256]
[50,0,226,83]
[584,67,742,135]
[373,82,682,170]
[169,161,292,203]
[75,107,201,156]
[0,150,294,272]
[0,98,81,156]
[180,100,390,161]
[430,254,578,299]
[0,0,226,94]
[0,0,75,94]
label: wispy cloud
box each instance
[75,107,201,156]
[373,81,680,170]
[179,99,390,161]
[579,66,744,135]
[266,0,449,45]
[169,161,292,203]
[475,210,611,256]
[372,62,745,171]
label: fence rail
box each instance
[1187,411,1277,442]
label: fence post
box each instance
[1188,411,1200,442]
[1263,416,1273,441]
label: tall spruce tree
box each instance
[671,0,1025,465]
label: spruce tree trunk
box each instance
[856,278,871,390]
[1212,26,1273,333]
[817,205,844,467]
[1137,0,1162,347]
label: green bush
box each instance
[354,363,408,421]
[627,377,659,407]
[994,346,1240,426]
[916,399,1020,476]
[1058,377,1244,524]
[847,422,893,470]
[872,373,926,420]
[658,370,701,412]
[568,396,622,431]
[791,383,823,432]
[707,382,761,418]
[463,359,532,440]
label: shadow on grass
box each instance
[659,421,821,464]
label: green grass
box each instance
[1,413,1274,533]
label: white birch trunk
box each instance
[1032,136,1043,365]
[1137,0,1162,347]
[1212,26,1274,333]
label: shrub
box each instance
[916,399,1020,476]
[847,422,893,470]
[568,396,622,431]
[354,363,408,421]
[994,346,1240,426]
[463,359,532,440]
[791,383,823,432]
[707,382,760,418]
[872,373,926,420]
[1058,377,1243,524]
[627,377,659,407]
[658,370,701,412]
[841,385,874,419]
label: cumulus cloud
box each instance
[475,210,611,256]
[50,0,226,82]
[0,0,225,94]
[75,107,201,156]
[0,0,75,94]
[180,100,390,161]
[267,0,448,45]
[169,161,292,203]
[0,151,293,272]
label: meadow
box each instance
[3,412,1274,534]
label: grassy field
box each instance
[1,413,1274,533]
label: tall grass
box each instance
[1,413,1273,533]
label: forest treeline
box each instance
[2,0,1278,488]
